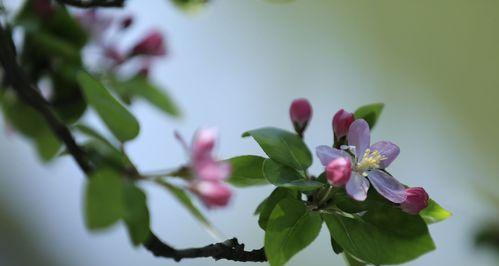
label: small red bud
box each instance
[332,109,355,138]
[131,31,166,57]
[120,15,134,29]
[401,187,429,214]
[32,0,54,19]
[289,98,312,136]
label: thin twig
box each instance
[55,0,125,8]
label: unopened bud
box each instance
[326,157,351,186]
[120,15,134,29]
[131,31,166,57]
[332,109,355,138]
[400,187,429,214]
[289,98,312,136]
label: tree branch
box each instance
[0,22,266,263]
[55,0,126,8]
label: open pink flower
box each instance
[175,128,232,208]
[76,10,113,44]
[317,119,406,203]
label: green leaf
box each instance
[265,198,322,266]
[107,76,180,117]
[344,253,366,266]
[156,180,211,227]
[85,169,124,230]
[330,235,344,254]
[74,124,119,149]
[263,159,323,191]
[332,189,368,214]
[420,199,452,224]
[354,103,384,129]
[171,0,208,12]
[226,155,268,187]
[1,91,61,161]
[77,72,140,142]
[243,127,312,170]
[322,205,435,265]
[27,31,81,64]
[123,184,151,245]
[258,188,298,230]
[34,130,62,161]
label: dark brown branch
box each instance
[145,234,266,262]
[0,22,266,263]
[55,0,125,8]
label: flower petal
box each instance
[345,172,370,201]
[347,119,370,159]
[370,141,400,168]
[316,145,349,166]
[367,169,407,203]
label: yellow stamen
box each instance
[356,149,386,172]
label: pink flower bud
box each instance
[332,109,355,138]
[192,181,232,208]
[326,157,351,186]
[32,0,54,19]
[192,128,217,159]
[131,31,166,57]
[120,15,134,29]
[401,187,429,214]
[289,98,312,135]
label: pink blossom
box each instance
[401,187,429,214]
[326,157,351,187]
[175,128,232,208]
[190,181,232,208]
[289,98,312,135]
[316,119,405,203]
[332,109,355,138]
[131,31,166,57]
[76,10,113,44]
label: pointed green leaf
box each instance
[243,127,312,170]
[107,76,180,117]
[354,103,384,129]
[123,184,151,246]
[85,169,124,230]
[258,188,298,230]
[77,72,140,142]
[420,199,452,224]
[322,205,435,265]
[263,159,323,190]
[344,253,366,266]
[227,155,268,187]
[265,198,322,266]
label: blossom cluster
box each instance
[75,9,166,75]
[289,99,429,214]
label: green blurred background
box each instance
[1,0,499,265]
